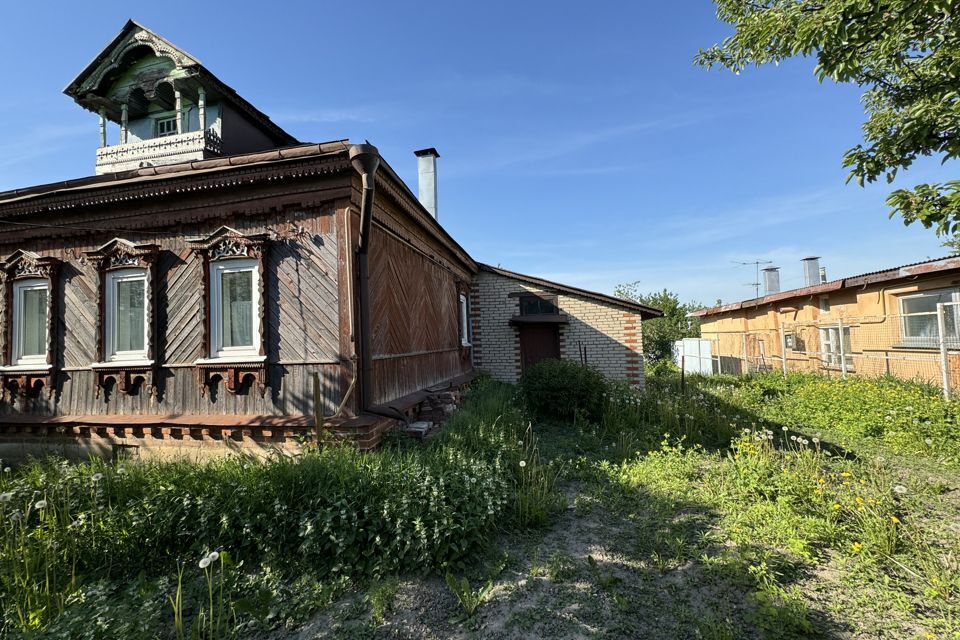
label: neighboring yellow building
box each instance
[692,255,960,393]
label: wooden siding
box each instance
[0,207,343,420]
[367,207,471,405]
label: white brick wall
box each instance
[472,271,645,387]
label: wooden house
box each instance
[0,22,658,460]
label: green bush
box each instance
[0,380,528,634]
[519,359,607,422]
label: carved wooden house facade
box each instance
[0,22,657,459]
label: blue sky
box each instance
[0,1,952,304]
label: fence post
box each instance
[937,302,951,400]
[779,322,788,376]
[741,333,748,374]
[837,319,847,380]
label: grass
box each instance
[2,368,959,638]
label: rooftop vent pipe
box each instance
[801,256,821,287]
[762,266,781,295]
[414,148,439,219]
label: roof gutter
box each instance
[349,144,380,413]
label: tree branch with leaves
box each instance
[697,0,960,235]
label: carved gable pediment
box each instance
[84,238,159,270]
[2,250,60,280]
[188,226,272,261]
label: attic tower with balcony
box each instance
[65,20,298,174]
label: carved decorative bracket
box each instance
[196,361,267,397]
[95,366,156,399]
[2,372,54,402]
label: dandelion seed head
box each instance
[34,500,47,510]
[893,484,908,495]
[199,557,212,569]
[519,460,527,468]
[207,551,220,563]
[92,473,104,482]
[0,492,11,503]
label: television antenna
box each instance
[732,259,773,298]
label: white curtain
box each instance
[116,279,145,352]
[221,270,253,348]
[21,288,47,357]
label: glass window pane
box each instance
[115,279,145,353]
[221,270,253,348]
[21,288,47,357]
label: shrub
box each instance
[519,359,607,422]
[0,381,527,634]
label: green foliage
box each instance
[519,359,607,422]
[697,1,960,236]
[0,380,528,635]
[444,573,493,621]
[613,284,703,362]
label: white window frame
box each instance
[819,325,853,369]
[12,278,49,367]
[209,258,261,360]
[459,293,471,347]
[104,268,149,363]
[898,288,960,348]
[156,116,178,137]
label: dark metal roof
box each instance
[479,264,663,318]
[692,255,960,317]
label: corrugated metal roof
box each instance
[692,255,960,317]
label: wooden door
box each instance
[519,325,561,372]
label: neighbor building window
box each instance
[459,293,470,346]
[819,325,853,369]
[209,259,260,358]
[156,116,178,137]
[12,279,49,366]
[899,288,960,347]
[819,296,830,313]
[104,269,148,361]
[519,294,558,316]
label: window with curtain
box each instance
[13,279,48,365]
[899,289,960,347]
[210,259,260,358]
[105,269,147,360]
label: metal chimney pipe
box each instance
[801,256,821,287]
[762,267,781,295]
[414,148,439,219]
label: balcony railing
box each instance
[95,129,222,174]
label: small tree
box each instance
[614,284,704,362]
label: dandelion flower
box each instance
[851,542,862,553]
[833,503,842,510]
[890,516,901,524]
[199,556,212,569]
[893,485,908,495]
[34,500,47,510]
[519,460,527,468]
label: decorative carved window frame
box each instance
[84,239,160,397]
[0,250,60,400]
[188,226,270,396]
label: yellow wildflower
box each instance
[855,496,864,505]
[833,503,842,510]
[851,542,862,553]
[841,472,852,477]
[891,516,900,524]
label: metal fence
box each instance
[696,302,960,398]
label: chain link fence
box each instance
[694,302,960,398]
